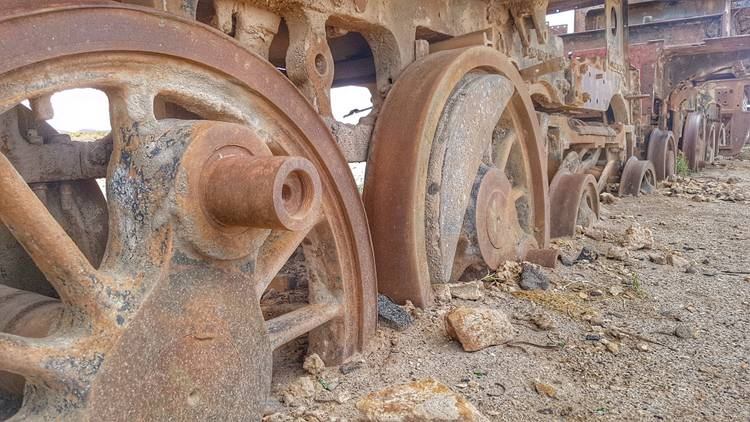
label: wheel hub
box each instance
[476,167,517,268]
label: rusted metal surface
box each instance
[646,128,677,181]
[363,47,550,307]
[618,157,656,196]
[549,171,600,238]
[683,111,708,171]
[0,4,376,419]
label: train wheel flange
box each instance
[647,128,677,181]
[618,157,657,197]
[549,171,600,238]
[364,47,549,306]
[682,111,707,171]
[0,4,376,420]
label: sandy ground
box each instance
[268,156,750,421]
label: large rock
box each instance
[444,306,514,352]
[621,224,654,250]
[356,378,488,421]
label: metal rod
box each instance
[0,151,101,306]
[266,303,341,350]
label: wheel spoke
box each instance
[266,303,341,350]
[253,215,322,298]
[0,152,102,308]
[493,127,515,171]
[0,333,61,380]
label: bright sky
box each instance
[546,10,575,33]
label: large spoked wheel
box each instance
[647,128,677,181]
[549,171,600,238]
[364,47,549,307]
[0,5,375,420]
[682,111,707,171]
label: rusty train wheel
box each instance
[0,4,375,420]
[647,128,677,181]
[618,157,657,197]
[364,47,549,307]
[682,111,707,171]
[549,172,600,238]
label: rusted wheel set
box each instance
[0,1,724,420]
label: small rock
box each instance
[448,281,485,301]
[445,307,514,352]
[691,194,706,202]
[589,289,604,297]
[534,382,557,398]
[600,192,617,204]
[433,284,452,303]
[578,292,589,300]
[576,246,599,263]
[303,353,325,376]
[726,176,740,184]
[403,300,424,319]
[585,334,602,341]
[666,254,690,272]
[339,358,365,375]
[622,224,654,250]
[583,227,605,241]
[316,389,351,404]
[686,265,698,274]
[281,376,317,407]
[648,253,667,265]
[674,323,698,339]
[606,246,629,261]
[608,285,624,296]
[559,254,575,266]
[356,378,488,421]
[702,268,718,277]
[530,314,555,331]
[519,262,550,291]
[604,341,620,354]
[377,294,413,331]
[637,343,650,352]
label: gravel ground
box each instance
[268,156,750,421]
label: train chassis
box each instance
[0,0,722,419]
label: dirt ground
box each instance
[268,154,750,421]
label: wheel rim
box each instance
[618,157,657,197]
[364,47,549,306]
[549,172,600,238]
[0,5,375,420]
[682,111,707,171]
[647,129,677,181]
